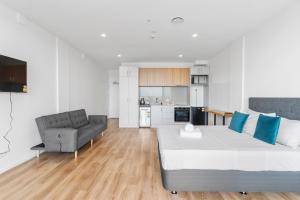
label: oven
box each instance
[174,107,190,122]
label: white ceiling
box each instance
[0,0,296,67]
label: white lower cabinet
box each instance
[151,106,174,128]
[150,106,162,127]
[162,106,174,125]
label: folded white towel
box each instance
[180,128,202,138]
[184,123,194,132]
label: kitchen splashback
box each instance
[139,87,189,105]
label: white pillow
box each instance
[243,110,276,136]
[247,109,276,117]
[276,118,300,149]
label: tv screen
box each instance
[0,54,27,93]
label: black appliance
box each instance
[191,107,207,125]
[191,75,208,85]
[174,107,190,122]
[0,55,27,93]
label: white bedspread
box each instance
[157,125,300,171]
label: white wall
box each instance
[209,38,244,112]
[209,48,230,111]
[68,45,108,115]
[58,39,108,115]
[0,4,57,173]
[0,3,107,173]
[244,2,300,107]
[108,69,119,118]
[209,1,300,113]
[57,39,70,112]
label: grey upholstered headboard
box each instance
[249,98,300,120]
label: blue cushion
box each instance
[254,114,281,145]
[228,111,249,133]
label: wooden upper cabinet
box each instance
[164,68,174,86]
[180,68,190,86]
[172,68,190,86]
[139,68,149,86]
[139,68,190,86]
[148,68,160,86]
[172,68,181,86]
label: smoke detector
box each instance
[171,17,184,24]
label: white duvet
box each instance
[157,125,300,171]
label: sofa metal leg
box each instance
[36,150,40,158]
[74,151,78,159]
[101,131,104,137]
[90,139,93,147]
[171,191,177,195]
[240,192,248,195]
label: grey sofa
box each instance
[35,109,107,158]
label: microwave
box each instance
[191,75,208,85]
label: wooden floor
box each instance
[0,119,300,200]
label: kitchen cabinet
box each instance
[151,105,174,127]
[173,68,190,86]
[181,68,190,85]
[162,68,174,86]
[119,66,139,127]
[191,66,209,75]
[172,68,181,86]
[150,106,162,126]
[149,69,162,86]
[139,68,149,86]
[161,106,174,124]
[139,68,190,87]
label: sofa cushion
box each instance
[93,123,106,133]
[44,112,72,129]
[78,124,95,136]
[77,124,96,147]
[69,109,89,128]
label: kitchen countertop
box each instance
[139,104,151,107]
[144,104,190,107]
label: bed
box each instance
[157,98,300,192]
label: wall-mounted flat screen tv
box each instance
[0,54,27,93]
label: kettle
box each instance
[140,98,145,105]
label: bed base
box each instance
[158,147,300,192]
[160,164,300,192]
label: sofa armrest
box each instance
[44,128,78,152]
